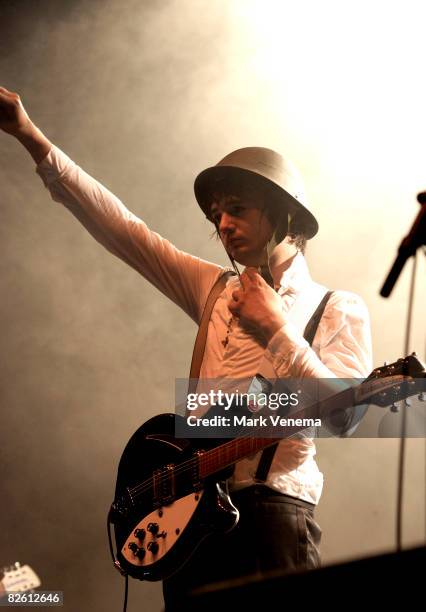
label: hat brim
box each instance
[194,165,318,239]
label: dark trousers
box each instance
[163,485,322,611]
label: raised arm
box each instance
[0,87,222,322]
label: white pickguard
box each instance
[122,490,204,567]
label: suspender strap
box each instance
[303,290,334,346]
[188,271,234,391]
[255,289,334,482]
[254,443,279,483]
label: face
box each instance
[209,193,274,266]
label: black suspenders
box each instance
[254,290,334,482]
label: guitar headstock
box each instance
[362,354,426,407]
[1,563,41,593]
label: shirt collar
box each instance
[275,251,312,297]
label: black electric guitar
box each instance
[109,355,425,581]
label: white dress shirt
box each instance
[36,146,373,504]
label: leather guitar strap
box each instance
[188,270,235,396]
[254,290,334,482]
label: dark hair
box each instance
[287,233,307,254]
[262,196,308,254]
[206,181,307,254]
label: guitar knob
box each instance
[134,528,146,541]
[418,392,426,402]
[390,403,400,413]
[147,522,159,535]
[128,542,138,553]
[135,547,146,560]
[147,541,159,554]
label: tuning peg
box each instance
[404,398,412,407]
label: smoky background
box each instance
[0,0,425,610]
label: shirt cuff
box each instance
[35,145,72,187]
[264,321,310,376]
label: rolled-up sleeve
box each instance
[264,291,373,436]
[264,290,373,379]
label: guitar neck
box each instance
[197,364,426,479]
[199,435,281,479]
[198,384,358,478]
[198,375,414,478]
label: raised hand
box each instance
[0,86,51,163]
[0,86,32,136]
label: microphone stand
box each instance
[380,192,426,553]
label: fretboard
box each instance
[199,435,280,478]
[198,383,358,478]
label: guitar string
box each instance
[126,378,391,499]
[127,381,359,498]
[127,380,360,498]
[128,432,281,500]
[126,376,414,501]
[126,434,264,498]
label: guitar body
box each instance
[110,414,239,581]
[109,354,425,581]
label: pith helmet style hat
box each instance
[194,147,318,239]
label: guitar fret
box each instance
[199,435,279,479]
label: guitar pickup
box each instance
[153,464,176,506]
[191,450,205,491]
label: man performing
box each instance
[0,86,372,609]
